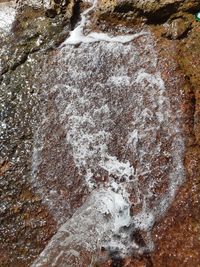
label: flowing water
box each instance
[30,1,185,266]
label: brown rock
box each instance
[98,0,199,24]
[163,17,192,39]
[1,1,200,267]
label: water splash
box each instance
[63,0,146,45]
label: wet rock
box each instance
[27,18,194,265]
[163,17,192,39]
[139,14,200,267]
[178,22,200,145]
[98,0,199,24]
[1,0,200,266]
[0,2,72,266]
[45,8,57,18]
[16,0,74,19]
[0,50,57,266]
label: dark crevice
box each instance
[1,52,31,84]
[10,53,28,71]
[54,0,62,4]
[0,28,68,85]
[145,3,181,24]
[105,227,154,267]
[191,94,196,107]
[164,25,192,40]
[45,9,57,18]
[182,5,200,14]
[70,0,82,30]
[173,29,191,40]
[0,66,9,77]
[114,3,135,13]
[114,2,182,25]
[131,230,154,267]
[176,64,197,165]
[132,230,146,247]
[110,252,124,267]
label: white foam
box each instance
[100,155,135,180]
[31,188,133,267]
[107,75,131,87]
[65,30,147,45]
[62,0,146,45]
[0,2,16,34]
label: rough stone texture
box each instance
[148,26,200,267]
[0,2,71,266]
[92,23,200,266]
[29,25,187,266]
[1,0,200,266]
[16,0,74,18]
[98,0,199,24]
[179,23,200,145]
[163,17,192,39]
[0,51,57,267]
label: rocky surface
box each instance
[0,2,71,266]
[98,0,199,23]
[1,0,200,266]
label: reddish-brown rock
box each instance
[1,1,200,266]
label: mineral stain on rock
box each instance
[1,0,200,266]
